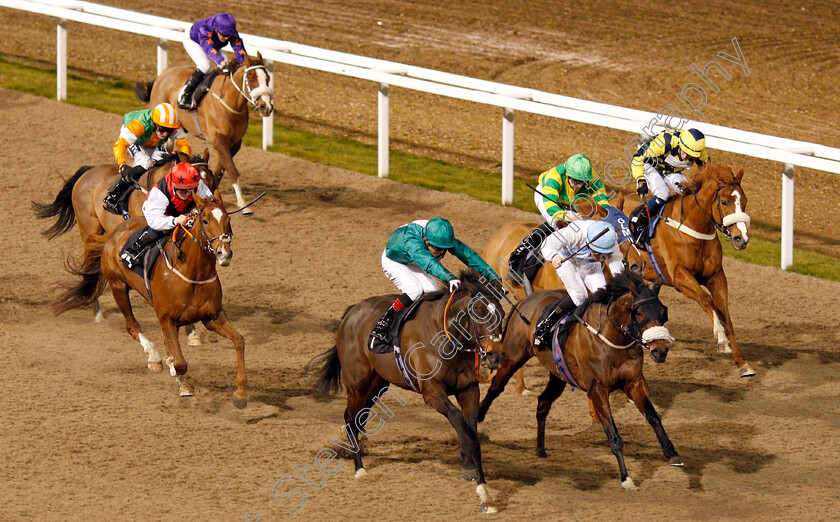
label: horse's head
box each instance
[618,272,673,363]
[452,270,506,370]
[242,53,274,118]
[176,149,219,192]
[192,193,233,266]
[701,163,751,250]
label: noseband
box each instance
[228,65,274,108]
[693,181,750,241]
[177,204,232,255]
[601,290,671,350]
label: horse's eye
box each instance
[721,200,729,206]
[633,309,645,321]
[202,219,209,225]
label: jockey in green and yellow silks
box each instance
[508,153,613,277]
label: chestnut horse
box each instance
[623,162,753,377]
[32,150,217,341]
[477,272,682,491]
[136,53,274,214]
[50,194,247,406]
[312,270,505,513]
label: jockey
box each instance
[178,12,247,110]
[631,128,709,242]
[508,153,613,277]
[532,220,624,346]
[120,162,213,269]
[370,218,501,345]
[104,103,191,214]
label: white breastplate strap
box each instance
[162,250,218,285]
[580,321,635,349]
[641,326,675,344]
[722,211,751,227]
[662,217,717,240]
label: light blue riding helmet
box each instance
[587,221,617,254]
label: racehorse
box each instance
[50,193,247,406]
[312,270,505,514]
[477,272,682,491]
[622,162,753,377]
[31,150,217,344]
[136,53,274,214]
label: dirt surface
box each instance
[2,0,840,256]
[3,89,840,520]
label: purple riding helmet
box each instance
[214,13,237,36]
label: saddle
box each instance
[368,298,425,354]
[629,204,664,247]
[187,70,221,110]
[538,300,585,389]
[520,222,555,285]
[120,227,167,298]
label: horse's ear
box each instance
[735,166,744,183]
[212,189,225,205]
[201,149,210,163]
[244,54,253,66]
[193,194,206,208]
[257,51,263,62]
[175,149,188,163]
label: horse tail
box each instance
[51,234,108,315]
[134,78,155,103]
[310,346,342,396]
[31,165,93,239]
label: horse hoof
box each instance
[669,456,685,467]
[241,207,253,215]
[461,468,478,482]
[481,503,498,514]
[94,313,105,323]
[188,338,202,347]
[536,449,548,459]
[517,389,534,396]
[147,361,163,373]
[232,394,248,409]
[179,384,194,397]
[717,342,733,354]
[739,364,756,378]
[621,477,640,492]
[354,468,368,479]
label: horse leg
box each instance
[706,270,755,377]
[110,282,162,372]
[625,377,683,466]
[588,382,638,491]
[160,318,192,397]
[455,384,497,514]
[514,368,533,396]
[344,378,377,478]
[478,348,532,422]
[186,324,201,347]
[535,373,567,458]
[671,266,751,377]
[202,310,246,408]
[92,299,105,323]
[211,138,250,214]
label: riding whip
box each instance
[229,190,268,215]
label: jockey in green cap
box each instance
[507,153,613,277]
[370,218,500,346]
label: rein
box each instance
[442,291,495,384]
[577,293,673,351]
[164,203,231,285]
[206,64,274,115]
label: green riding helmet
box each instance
[564,153,593,182]
[425,217,457,249]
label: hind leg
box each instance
[535,373,566,458]
[159,318,192,397]
[110,282,162,372]
[203,310,246,408]
[93,298,105,323]
[344,379,376,477]
[186,324,201,347]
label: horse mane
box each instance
[458,268,504,301]
[683,161,738,194]
[580,271,646,307]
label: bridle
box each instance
[175,203,232,256]
[691,181,750,241]
[442,289,503,370]
[228,64,273,110]
[587,289,671,350]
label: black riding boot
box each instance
[533,297,576,347]
[631,212,649,246]
[370,294,413,345]
[103,178,132,214]
[508,224,552,277]
[178,69,205,110]
[120,229,159,269]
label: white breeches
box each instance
[127,140,167,170]
[381,250,440,300]
[643,164,687,201]
[183,39,213,74]
[555,251,625,306]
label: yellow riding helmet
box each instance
[679,128,705,158]
[151,102,180,129]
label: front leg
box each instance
[209,134,248,212]
[203,309,247,408]
[160,318,192,397]
[478,348,532,422]
[706,270,754,377]
[455,384,498,515]
[588,382,638,491]
[625,377,683,466]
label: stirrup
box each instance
[120,251,138,269]
[178,89,195,110]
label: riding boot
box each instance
[632,197,666,246]
[178,69,205,110]
[533,297,576,347]
[120,229,158,269]
[508,224,552,277]
[103,178,132,214]
[370,294,413,344]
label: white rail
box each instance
[3,0,839,270]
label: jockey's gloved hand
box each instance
[448,279,461,293]
[119,164,129,179]
[636,178,649,197]
[219,61,231,74]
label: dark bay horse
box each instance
[313,270,505,513]
[32,151,217,343]
[622,162,754,377]
[51,193,247,406]
[136,53,274,214]
[477,272,682,491]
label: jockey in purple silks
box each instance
[178,13,248,110]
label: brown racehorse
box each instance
[621,162,754,377]
[50,194,247,407]
[32,151,217,339]
[312,270,505,513]
[477,272,682,491]
[136,54,274,214]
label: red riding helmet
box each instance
[168,163,200,190]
